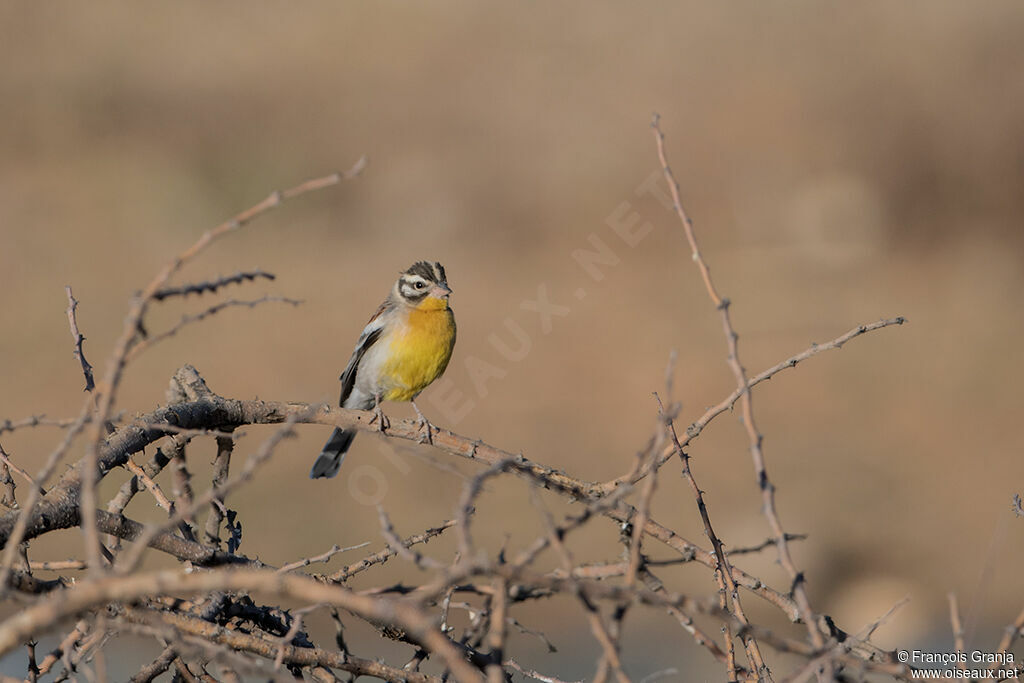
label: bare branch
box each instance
[0,445,18,510]
[129,645,176,683]
[126,296,301,362]
[530,488,630,683]
[0,568,482,682]
[0,445,42,497]
[599,316,906,493]
[987,607,1024,675]
[947,593,966,669]
[484,576,508,683]
[64,286,95,393]
[728,533,808,557]
[122,457,174,515]
[655,393,764,680]
[276,542,370,574]
[35,620,88,676]
[330,518,458,582]
[378,507,445,571]
[106,438,177,519]
[505,659,581,683]
[651,113,826,663]
[0,415,77,435]
[151,269,276,301]
[115,416,302,574]
[206,435,234,548]
[29,559,88,571]
[96,510,267,568]
[0,401,93,597]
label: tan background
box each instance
[2,2,1023,679]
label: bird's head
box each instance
[395,261,452,310]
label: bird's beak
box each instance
[430,281,452,299]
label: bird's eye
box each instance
[414,282,426,290]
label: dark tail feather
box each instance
[310,428,357,479]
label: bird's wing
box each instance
[338,301,389,407]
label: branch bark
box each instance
[0,568,482,682]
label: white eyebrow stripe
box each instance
[398,279,429,301]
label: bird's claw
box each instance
[369,404,390,433]
[415,416,434,444]
[412,402,434,444]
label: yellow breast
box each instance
[382,301,456,402]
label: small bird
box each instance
[310,261,456,479]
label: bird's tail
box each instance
[309,427,357,479]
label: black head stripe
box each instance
[404,261,440,283]
[433,262,447,284]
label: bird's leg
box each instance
[368,392,389,433]
[411,400,434,444]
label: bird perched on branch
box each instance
[310,261,456,479]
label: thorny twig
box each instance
[151,269,276,301]
[655,393,765,680]
[276,542,370,574]
[652,114,827,675]
[125,296,302,362]
[64,286,95,393]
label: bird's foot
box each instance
[412,402,434,444]
[369,402,390,433]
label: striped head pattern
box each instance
[395,261,452,308]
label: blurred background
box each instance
[2,2,1023,679]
